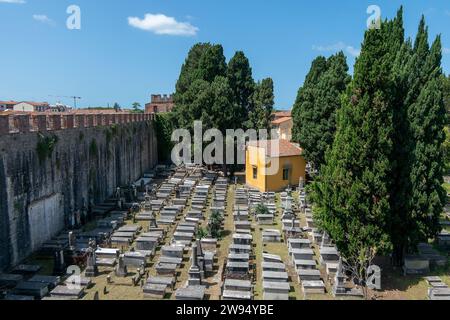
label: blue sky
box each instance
[1,0,449,110]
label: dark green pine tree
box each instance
[292,53,349,169]
[311,14,405,293]
[292,56,328,146]
[248,78,275,132]
[196,44,227,83]
[443,74,450,114]
[406,35,447,252]
[227,51,255,128]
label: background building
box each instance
[246,139,306,192]
[145,94,174,114]
[0,101,18,112]
[13,101,50,112]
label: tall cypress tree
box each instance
[292,53,349,169]
[406,35,447,251]
[227,51,255,127]
[311,13,406,290]
[248,78,275,131]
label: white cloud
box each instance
[312,42,361,57]
[33,14,54,25]
[0,0,26,3]
[128,13,198,36]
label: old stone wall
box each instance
[0,119,158,271]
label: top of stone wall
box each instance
[0,112,155,135]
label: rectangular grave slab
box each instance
[262,262,286,272]
[262,271,289,283]
[222,289,252,300]
[143,283,167,299]
[229,244,252,254]
[51,285,84,299]
[263,292,289,300]
[155,263,178,276]
[124,252,147,268]
[297,269,322,281]
[13,281,49,299]
[0,274,24,288]
[28,275,61,289]
[226,261,250,274]
[147,276,176,290]
[96,248,120,258]
[224,279,253,292]
[262,254,283,263]
[65,276,92,288]
[96,258,117,267]
[159,256,183,266]
[293,259,317,271]
[288,239,311,250]
[12,265,42,276]
[175,286,206,300]
[290,248,315,261]
[228,253,250,263]
[263,281,290,294]
[4,294,34,301]
[162,246,185,258]
[302,280,326,294]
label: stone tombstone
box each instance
[85,239,99,278]
[68,231,76,251]
[188,243,202,286]
[332,258,347,296]
[53,249,66,276]
[115,254,128,277]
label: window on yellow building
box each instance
[283,168,290,181]
[253,166,258,179]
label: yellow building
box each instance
[245,139,306,192]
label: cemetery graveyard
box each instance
[0,164,449,301]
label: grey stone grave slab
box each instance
[143,283,167,298]
[263,292,289,300]
[13,281,49,299]
[263,281,290,294]
[226,261,250,274]
[429,288,450,300]
[262,230,282,243]
[233,233,253,245]
[257,215,275,225]
[290,248,315,261]
[12,264,42,276]
[28,275,61,289]
[96,258,117,267]
[302,280,326,294]
[229,244,252,254]
[65,275,92,288]
[222,290,252,300]
[155,263,178,276]
[162,245,185,258]
[298,269,322,281]
[228,253,250,263]
[294,259,317,271]
[224,279,252,292]
[0,274,24,288]
[262,262,286,272]
[50,285,84,298]
[288,238,311,250]
[147,276,176,290]
[96,247,120,258]
[123,252,147,268]
[262,271,289,283]
[262,253,283,263]
[111,237,132,246]
[159,256,183,266]
[175,286,206,300]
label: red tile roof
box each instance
[272,117,292,125]
[247,139,302,157]
[273,111,292,118]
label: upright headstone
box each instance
[53,249,65,276]
[115,254,128,277]
[85,239,99,278]
[188,243,202,286]
[68,231,76,251]
[332,258,347,296]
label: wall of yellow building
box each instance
[245,146,266,192]
[265,155,306,192]
[245,147,306,192]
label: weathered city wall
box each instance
[0,113,158,271]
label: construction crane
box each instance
[49,95,82,109]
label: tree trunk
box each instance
[392,244,405,267]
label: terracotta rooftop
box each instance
[273,111,292,118]
[247,139,302,157]
[272,117,292,125]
